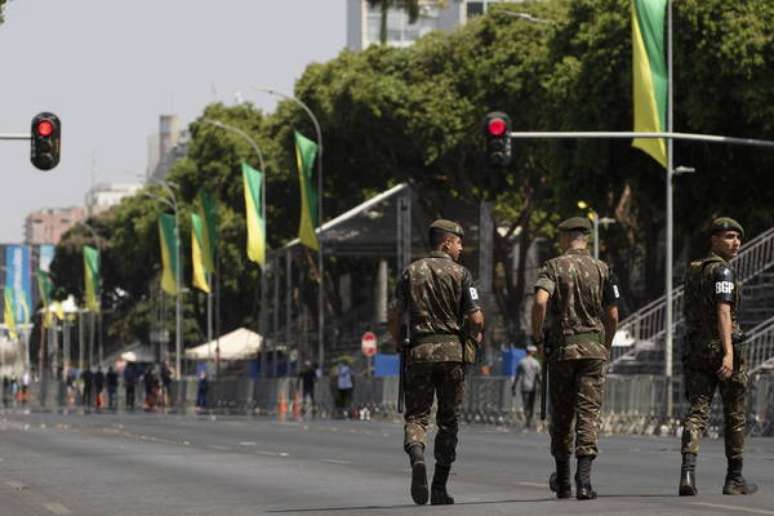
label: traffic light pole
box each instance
[0,133,30,140]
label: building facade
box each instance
[346,0,522,50]
[23,207,86,245]
[84,183,143,217]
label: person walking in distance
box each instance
[388,219,484,506]
[679,217,757,496]
[532,217,620,500]
[106,366,119,410]
[124,365,137,411]
[511,344,542,430]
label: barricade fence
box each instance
[11,372,774,438]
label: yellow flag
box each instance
[191,214,211,293]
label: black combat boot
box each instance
[575,456,597,500]
[407,444,428,505]
[430,464,455,505]
[679,453,698,496]
[549,458,572,499]
[723,459,758,495]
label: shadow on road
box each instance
[266,497,553,513]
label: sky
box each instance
[0,0,346,242]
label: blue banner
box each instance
[5,246,31,324]
[502,348,527,377]
[374,353,400,377]
[39,244,55,272]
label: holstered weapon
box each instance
[540,329,551,421]
[398,322,409,413]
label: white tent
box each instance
[185,327,262,361]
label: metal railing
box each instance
[747,314,774,374]
[611,225,774,369]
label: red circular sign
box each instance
[361,331,377,357]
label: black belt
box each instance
[412,333,461,345]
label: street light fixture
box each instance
[201,118,268,377]
[141,185,182,384]
[253,86,326,373]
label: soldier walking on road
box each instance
[679,217,758,496]
[388,219,484,506]
[532,217,619,500]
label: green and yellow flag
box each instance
[158,214,180,295]
[632,0,668,168]
[3,289,16,340]
[36,270,54,327]
[83,245,101,312]
[242,162,266,266]
[196,188,218,273]
[294,131,319,250]
[191,213,211,293]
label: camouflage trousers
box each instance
[403,362,465,465]
[549,358,606,459]
[681,365,748,461]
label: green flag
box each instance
[158,213,180,295]
[294,131,319,251]
[196,188,218,273]
[191,213,211,293]
[242,162,266,266]
[632,0,668,168]
[3,289,16,340]
[83,245,101,312]
[36,270,54,327]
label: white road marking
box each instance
[5,481,27,490]
[43,503,72,514]
[320,459,352,465]
[516,482,547,489]
[690,502,774,515]
[239,441,257,446]
[208,445,231,451]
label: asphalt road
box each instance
[0,409,772,516]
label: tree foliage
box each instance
[50,0,774,353]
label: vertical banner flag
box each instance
[3,290,16,340]
[158,213,180,295]
[632,0,668,168]
[36,270,53,327]
[196,189,218,273]
[83,245,101,312]
[5,245,31,325]
[294,131,319,250]
[191,213,211,293]
[242,162,266,266]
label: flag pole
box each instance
[665,0,675,420]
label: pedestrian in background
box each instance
[106,366,119,410]
[511,344,541,430]
[196,370,209,410]
[389,219,484,506]
[81,368,93,408]
[532,217,620,500]
[160,362,173,407]
[336,359,354,418]
[679,217,757,496]
[94,367,105,411]
[297,360,317,416]
[124,365,137,410]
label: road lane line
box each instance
[5,481,27,490]
[516,482,547,489]
[320,459,352,465]
[239,441,257,446]
[689,502,774,515]
[43,503,72,514]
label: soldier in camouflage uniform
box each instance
[679,217,758,496]
[532,217,620,500]
[388,219,484,506]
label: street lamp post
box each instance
[202,119,268,378]
[142,182,182,384]
[254,87,325,372]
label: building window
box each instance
[467,2,485,17]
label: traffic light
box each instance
[30,112,61,171]
[483,111,512,168]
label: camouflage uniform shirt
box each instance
[684,253,741,344]
[396,251,481,364]
[534,248,619,360]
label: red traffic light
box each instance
[36,120,54,137]
[487,118,507,137]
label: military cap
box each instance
[710,217,744,238]
[429,219,464,237]
[557,216,592,234]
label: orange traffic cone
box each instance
[292,390,302,421]
[278,392,288,422]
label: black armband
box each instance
[713,265,736,304]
